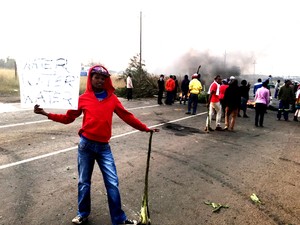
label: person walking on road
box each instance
[180,74,190,105]
[186,73,202,115]
[277,79,294,121]
[172,75,179,103]
[293,84,300,121]
[34,65,159,225]
[274,79,281,99]
[223,78,241,131]
[219,79,229,118]
[157,74,165,105]
[253,78,263,96]
[165,75,175,105]
[239,79,250,118]
[205,75,224,131]
[254,81,270,127]
[126,73,133,101]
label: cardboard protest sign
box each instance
[18,57,81,109]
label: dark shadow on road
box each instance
[162,123,203,136]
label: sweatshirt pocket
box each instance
[83,118,111,138]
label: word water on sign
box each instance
[18,57,81,109]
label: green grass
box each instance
[0,69,19,96]
[79,76,87,94]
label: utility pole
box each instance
[139,11,142,76]
[253,60,256,76]
[224,50,227,76]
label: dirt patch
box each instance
[0,95,20,103]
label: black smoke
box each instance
[169,49,254,85]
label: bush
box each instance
[115,54,158,98]
[0,68,19,96]
[115,76,158,99]
[198,91,208,103]
[114,87,127,97]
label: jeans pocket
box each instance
[78,137,89,151]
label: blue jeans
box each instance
[240,97,248,114]
[77,135,127,225]
[187,93,198,114]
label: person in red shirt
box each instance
[164,75,175,105]
[205,75,224,131]
[219,79,229,118]
[34,65,159,225]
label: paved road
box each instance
[0,98,299,225]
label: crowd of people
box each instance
[156,73,300,131]
[124,72,299,127]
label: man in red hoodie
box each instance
[34,65,159,225]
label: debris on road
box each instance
[250,193,262,204]
[204,201,229,212]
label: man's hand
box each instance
[148,128,160,133]
[34,104,48,116]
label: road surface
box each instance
[0,98,299,225]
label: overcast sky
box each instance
[1,0,300,77]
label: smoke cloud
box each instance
[167,49,254,84]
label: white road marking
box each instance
[0,120,49,129]
[0,112,206,170]
[0,103,31,113]
[0,100,159,114]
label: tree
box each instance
[115,54,158,98]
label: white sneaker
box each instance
[72,215,88,224]
[118,219,137,224]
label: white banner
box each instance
[18,57,81,109]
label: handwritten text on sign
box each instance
[18,58,81,109]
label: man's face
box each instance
[91,74,106,91]
[217,77,222,84]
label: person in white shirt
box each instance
[274,80,281,99]
[126,74,133,100]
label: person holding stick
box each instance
[34,65,159,225]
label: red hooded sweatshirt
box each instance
[165,78,175,92]
[48,65,150,143]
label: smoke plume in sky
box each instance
[167,49,254,83]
